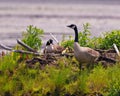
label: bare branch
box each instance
[0,44,13,51]
[50,33,59,44]
[113,43,120,57]
[17,39,37,52]
[13,50,40,55]
[0,43,40,56]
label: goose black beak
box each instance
[67,25,71,27]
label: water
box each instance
[0,0,120,52]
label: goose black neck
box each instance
[74,27,78,42]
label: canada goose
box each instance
[43,40,54,54]
[67,24,116,68]
[43,39,64,54]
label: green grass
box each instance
[0,53,120,95]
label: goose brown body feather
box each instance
[74,43,100,63]
[53,45,65,53]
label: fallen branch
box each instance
[0,43,40,56]
[95,49,116,54]
[0,44,13,51]
[13,50,40,55]
[17,39,37,52]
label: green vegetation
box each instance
[98,30,120,49]
[22,25,44,50]
[0,24,120,96]
[0,55,120,96]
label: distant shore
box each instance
[0,0,120,5]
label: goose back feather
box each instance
[74,42,100,63]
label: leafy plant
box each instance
[99,30,120,49]
[61,35,74,48]
[22,25,44,50]
[78,23,91,47]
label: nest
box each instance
[24,48,120,69]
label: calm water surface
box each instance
[0,0,120,52]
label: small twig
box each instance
[17,39,37,52]
[95,49,116,54]
[0,44,13,51]
[50,33,59,44]
[13,50,40,55]
[97,56,116,64]
[113,43,120,57]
